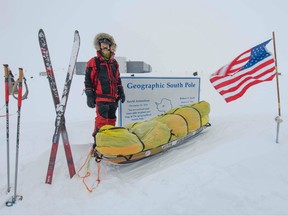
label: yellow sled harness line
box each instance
[95,100,210,163]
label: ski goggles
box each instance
[99,38,112,46]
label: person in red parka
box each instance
[84,33,125,150]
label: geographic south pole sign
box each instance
[118,76,200,126]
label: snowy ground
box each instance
[0,69,288,215]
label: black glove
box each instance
[118,86,125,103]
[85,90,96,108]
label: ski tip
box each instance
[38,29,45,36]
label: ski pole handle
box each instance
[3,64,9,103]
[18,68,23,108]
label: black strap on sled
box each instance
[130,131,146,152]
[189,106,202,127]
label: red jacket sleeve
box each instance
[84,57,97,90]
[115,61,122,87]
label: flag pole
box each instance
[272,31,282,143]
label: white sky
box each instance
[1,0,288,77]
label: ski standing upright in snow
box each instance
[38,29,80,184]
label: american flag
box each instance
[210,39,276,103]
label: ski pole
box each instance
[6,68,24,207]
[3,64,11,193]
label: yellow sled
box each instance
[95,101,211,164]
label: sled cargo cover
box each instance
[95,125,143,156]
[152,114,188,140]
[126,120,172,150]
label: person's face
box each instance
[100,43,110,54]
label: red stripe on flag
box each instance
[219,66,275,95]
[223,73,276,102]
[224,49,251,75]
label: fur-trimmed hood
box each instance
[93,33,117,52]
